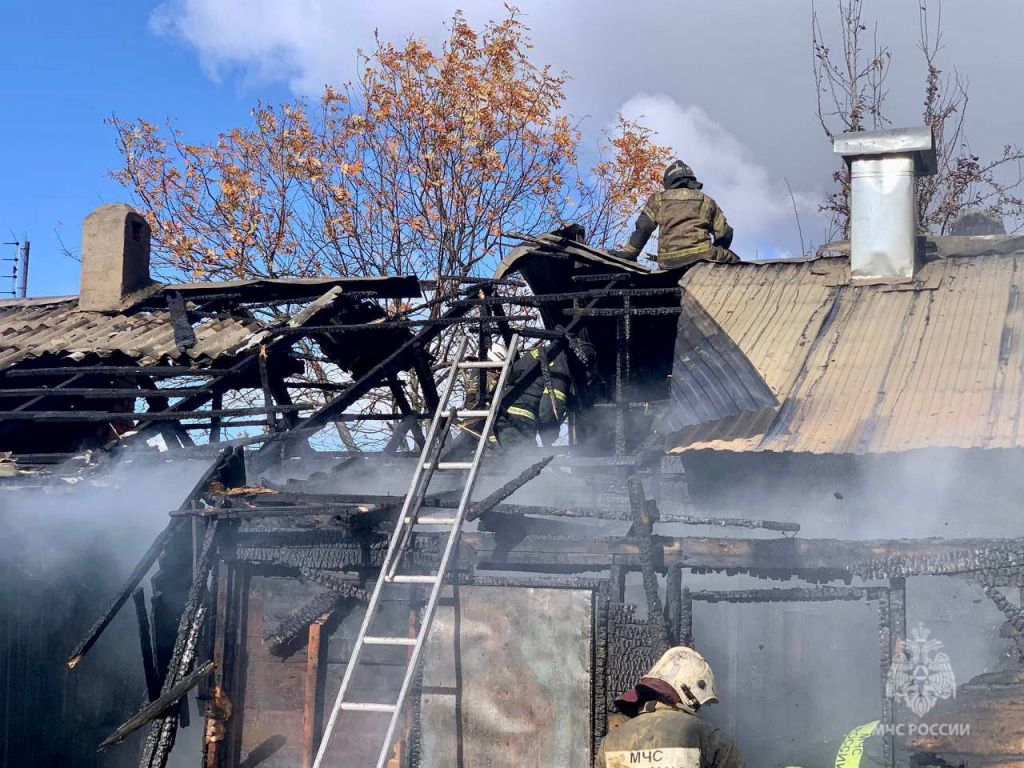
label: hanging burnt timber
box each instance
[98,659,217,750]
[139,520,220,768]
[65,448,236,669]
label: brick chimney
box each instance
[79,204,153,311]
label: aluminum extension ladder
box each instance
[312,333,520,768]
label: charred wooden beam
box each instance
[67,519,186,669]
[2,405,305,422]
[628,476,670,655]
[273,315,534,334]
[690,586,884,603]
[268,301,474,446]
[166,291,197,351]
[563,307,682,317]
[266,590,351,652]
[139,520,220,768]
[460,533,1024,577]
[66,450,231,669]
[133,588,161,702]
[99,660,215,750]
[466,455,554,522]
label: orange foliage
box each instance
[109,8,670,285]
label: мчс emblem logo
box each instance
[885,623,956,717]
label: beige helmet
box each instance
[486,342,508,363]
[646,646,719,710]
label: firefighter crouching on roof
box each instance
[614,160,740,270]
[489,337,596,450]
[599,646,746,768]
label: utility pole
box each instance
[1,239,30,298]
[17,240,29,298]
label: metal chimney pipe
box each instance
[17,240,29,298]
[834,127,937,284]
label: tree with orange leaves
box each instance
[110,9,670,290]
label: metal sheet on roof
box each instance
[670,251,1024,454]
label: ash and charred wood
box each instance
[466,456,554,522]
[100,660,216,750]
[166,291,197,351]
[139,521,220,768]
[299,568,369,601]
[452,287,682,306]
[264,300,474,450]
[459,533,1024,576]
[0,387,213,398]
[691,586,884,603]
[3,404,305,422]
[469,500,798,532]
[171,505,363,519]
[563,307,682,317]
[67,518,186,669]
[266,590,352,651]
[628,476,670,656]
[123,288,348,445]
[984,584,1024,633]
[133,588,161,702]
[679,588,693,647]
[2,366,227,378]
[272,315,534,335]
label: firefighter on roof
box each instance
[617,160,740,270]
[599,646,746,768]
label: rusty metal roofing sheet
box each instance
[670,251,1024,454]
[0,298,262,368]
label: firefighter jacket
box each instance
[598,704,745,768]
[506,347,573,427]
[622,186,738,270]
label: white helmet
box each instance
[646,646,719,710]
[487,342,508,363]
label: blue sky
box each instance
[5,1,1023,297]
[0,2,290,297]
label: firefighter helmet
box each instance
[664,160,697,188]
[646,646,719,710]
[486,342,508,363]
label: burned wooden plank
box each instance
[139,520,221,768]
[132,588,161,702]
[99,660,216,750]
[466,456,553,522]
[66,518,186,669]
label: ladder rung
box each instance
[457,361,504,369]
[441,409,490,418]
[339,702,398,713]
[437,461,473,470]
[388,574,438,584]
[363,636,417,646]
[416,516,457,525]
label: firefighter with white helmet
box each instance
[599,646,745,768]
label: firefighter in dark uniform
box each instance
[492,337,595,450]
[599,646,746,768]
[616,160,740,270]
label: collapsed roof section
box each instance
[0,275,419,369]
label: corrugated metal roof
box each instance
[0,298,263,368]
[670,250,1024,454]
